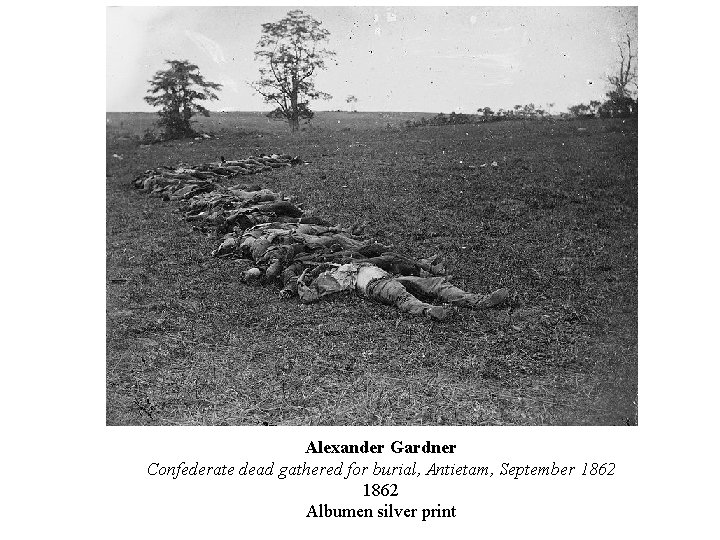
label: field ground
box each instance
[106,111,637,425]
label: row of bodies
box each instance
[132,155,508,320]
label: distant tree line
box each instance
[404,103,556,129]
[407,35,637,128]
[405,97,634,130]
[141,15,635,139]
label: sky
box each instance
[107,6,637,114]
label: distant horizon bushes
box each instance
[404,96,637,129]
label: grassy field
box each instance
[106,111,637,426]
[106,110,434,139]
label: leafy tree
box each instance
[478,106,494,120]
[599,91,637,118]
[346,95,358,112]
[252,10,336,131]
[144,60,221,139]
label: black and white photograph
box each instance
[7,1,720,539]
[106,5,638,426]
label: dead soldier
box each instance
[295,262,509,321]
[216,220,508,321]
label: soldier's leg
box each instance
[265,258,283,279]
[280,262,303,296]
[395,276,508,309]
[365,277,450,321]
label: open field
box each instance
[106,112,637,425]
[106,110,434,139]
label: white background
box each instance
[2,1,718,538]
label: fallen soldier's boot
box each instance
[480,287,510,307]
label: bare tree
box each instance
[600,33,638,117]
[607,34,637,99]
